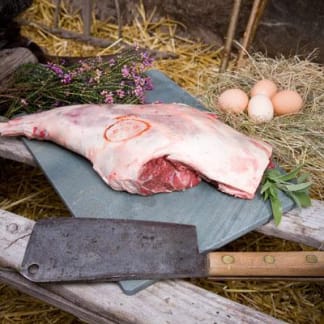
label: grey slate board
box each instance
[22,70,295,295]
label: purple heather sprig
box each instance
[140,51,154,69]
[121,65,131,78]
[46,62,73,84]
[61,73,73,84]
[2,50,152,118]
[43,49,155,107]
[116,89,125,98]
[144,77,154,91]
[101,90,114,104]
[46,62,64,77]
[109,58,116,66]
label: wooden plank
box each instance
[46,279,285,324]
[259,200,324,250]
[0,209,284,324]
[0,137,36,167]
[82,0,93,37]
[0,270,285,324]
[0,48,37,84]
[0,137,323,249]
[0,270,114,324]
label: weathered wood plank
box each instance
[47,279,285,324]
[0,270,114,324]
[0,47,38,84]
[0,210,33,268]
[0,137,323,249]
[259,200,324,250]
[0,270,285,324]
[0,137,37,167]
[0,209,284,324]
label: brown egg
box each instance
[251,79,278,98]
[217,88,249,113]
[272,90,303,116]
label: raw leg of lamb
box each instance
[0,103,272,199]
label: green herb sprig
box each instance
[261,165,312,226]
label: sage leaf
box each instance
[260,180,272,194]
[261,164,312,226]
[297,173,310,184]
[286,191,312,208]
[269,192,282,226]
[282,182,312,192]
[276,165,303,181]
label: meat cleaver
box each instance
[13,218,324,282]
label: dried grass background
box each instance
[1,0,323,323]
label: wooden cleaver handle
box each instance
[207,251,324,277]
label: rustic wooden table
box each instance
[0,136,323,324]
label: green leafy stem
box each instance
[261,165,312,226]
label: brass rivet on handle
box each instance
[305,255,318,263]
[264,255,275,264]
[222,255,235,264]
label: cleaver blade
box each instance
[21,218,207,282]
[20,218,324,282]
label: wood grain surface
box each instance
[0,210,286,324]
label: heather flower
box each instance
[133,75,153,90]
[122,65,130,78]
[109,58,116,66]
[46,62,64,77]
[144,77,154,90]
[116,89,125,98]
[82,62,92,70]
[20,98,28,106]
[79,62,92,73]
[61,73,73,84]
[101,90,114,104]
[133,85,145,102]
[133,75,145,87]
[94,69,103,83]
[104,94,114,104]
[140,51,154,68]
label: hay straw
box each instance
[0,279,80,323]
[200,53,324,200]
[1,0,323,323]
[18,0,222,93]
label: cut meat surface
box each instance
[0,103,272,199]
[139,157,201,195]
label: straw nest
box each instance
[201,53,324,200]
[1,0,323,323]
